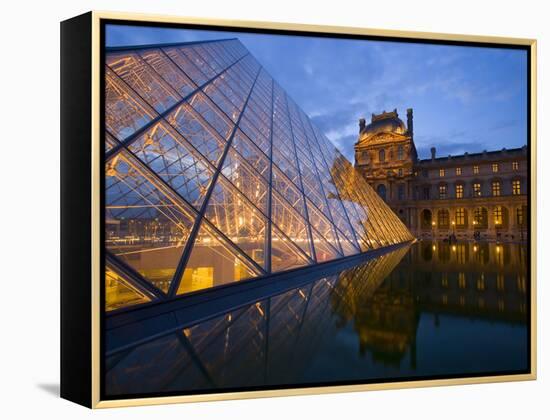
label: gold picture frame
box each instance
[60,10,537,408]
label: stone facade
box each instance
[354,109,528,242]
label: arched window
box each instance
[473,207,488,229]
[494,206,509,229]
[376,184,387,201]
[379,149,385,162]
[437,209,450,229]
[421,209,433,229]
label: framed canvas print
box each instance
[60,11,537,408]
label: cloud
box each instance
[106,24,528,162]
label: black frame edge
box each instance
[60,11,93,408]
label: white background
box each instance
[0,0,547,418]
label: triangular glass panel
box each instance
[271,147,301,187]
[230,129,270,180]
[311,227,341,263]
[305,199,340,253]
[271,166,307,218]
[128,121,214,210]
[187,92,234,140]
[241,108,271,140]
[271,191,312,258]
[105,151,197,292]
[107,51,181,113]
[270,225,311,273]
[221,148,269,214]
[105,68,157,141]
[139,48,197,98]
[180,45,217,79]
[105,264,151,312]
[202,79,241,123]
[166,101,227,165]
[163,46,209,86]
[238,113,271,152]
[298,164,328,216]
[335,229,360,256]
[204,176,267,268]
[105,132,119,153]
[327,198,360,249]
[177,222,260,295]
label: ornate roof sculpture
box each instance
[357,109,411,146]
[103,38,413,313]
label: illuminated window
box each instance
[439,184,447,199]
[473,183,482,197]
[455,184,464,198]
[473,207,488,229]
[438,209,449,228]
[439,168,445,177]
[456,167,462,175]
[512,161,519,170]
[473,165,479,174]
[494,205,504,225]
[492,181,501,196]
[512,180,521,195]
[379,149,385,162]
[455,208,465,226]
[397,145,404,160]
[492,163,499,173]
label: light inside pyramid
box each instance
[104,38,413,311]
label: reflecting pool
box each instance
[105,241,529,397]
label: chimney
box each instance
[430,147,436,160]
[359,118,366,133]
[407,108,414,137]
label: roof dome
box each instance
[361,109,406,138]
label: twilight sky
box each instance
[106,24,528,161]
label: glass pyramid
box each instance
[104,38,413,312]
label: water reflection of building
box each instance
[103,39,413,312]
[354,109,528,242]
[332,241,527,366]
[105,241,527,395]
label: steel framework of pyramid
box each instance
[103,38,413,312]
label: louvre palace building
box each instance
[354,109,528,242]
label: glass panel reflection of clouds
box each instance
[105,242,528,396]
[104,38,413,312]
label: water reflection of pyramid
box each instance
[104,38,413,311]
